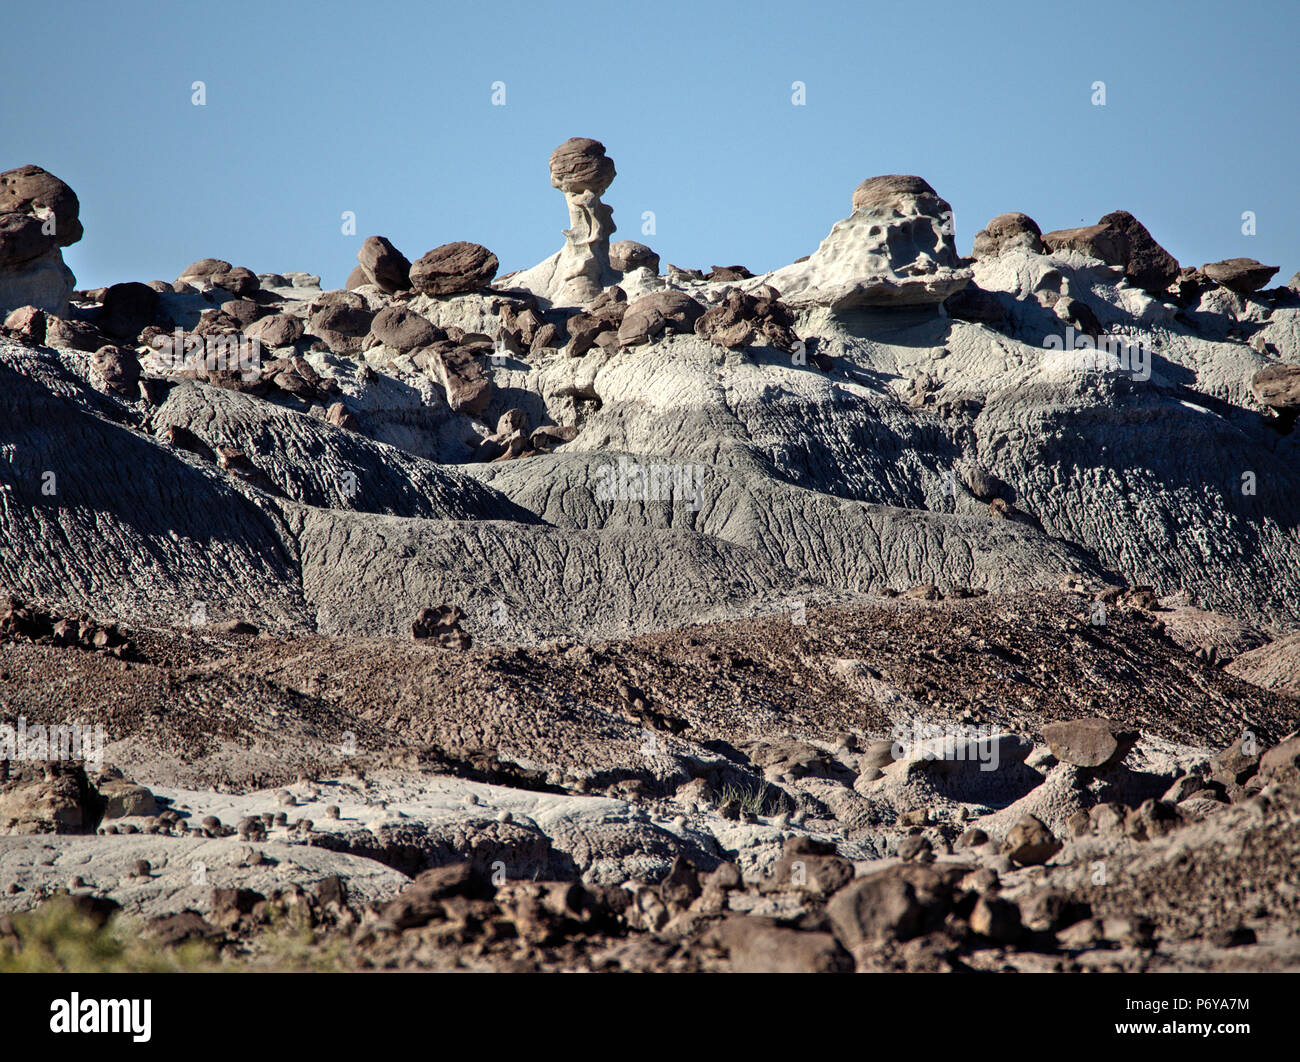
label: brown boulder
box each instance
[1000,815,1062,865]
[211,266,259,296]
[826,862,968,951]
[90,344,141,396]
[695,286,798,351]
[325,401,360,432]
[1042,222,1125,265]
[357,235,412,293]
[851,174,942,213]
[99,282,159,340]
[1251,364,1300,412]
[1041,717,1138,767]
[0,764,99,835]
[548,137,616,195]
[3,305,46,343]
[1260,732,1300,777]
[432,342,493,414]
[409,242,499,296]
[1203,257,1280,294]
[0,165,83,247]
[0,211,55,268]
[367,304,442,352]
[1096,211,1179,293]
[715,917,854,973]
[610,240,659,274]
[178,258,232,283]
[45,316,109,351]
[244,312,304,349]
[306,295,374,354]
[972,212,1043,258]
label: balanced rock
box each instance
[1041,717,1138,767]
[0,165,82,315]
[0,164,83,247]
[1202,257,1279,294]
[511,138,619,307]
[1042,211,1178,294]
[410,242,499,296]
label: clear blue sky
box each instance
[5,0,1297,291]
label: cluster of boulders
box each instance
[0,763,155,837]
[0,165,82,316]
[971,207,1285,304]
[694,285,799,351]
[474,408,576,463]
[0,597,129,657]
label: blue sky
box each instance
[5,0,1297,290]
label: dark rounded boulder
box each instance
[548,138,616,195]
[99,281,160,340]
[0,165,83,247]
[409,242,499,296]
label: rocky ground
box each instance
[1,142,1299,972]
[1,587,1298,971]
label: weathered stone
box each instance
[1203,257,1279,295]
[357,235,412,293]
[610,240,659,274]
[972,212,1043,258]
[1041,717,1138,767]
[1000,815,1062,865]
[409,242,499,296]
[367,305,442,352]
[244,312,304,349]
[0,165,83,247]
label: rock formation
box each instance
[753,175,972,309]
[511,138,621,307]
[0,165,82,315]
